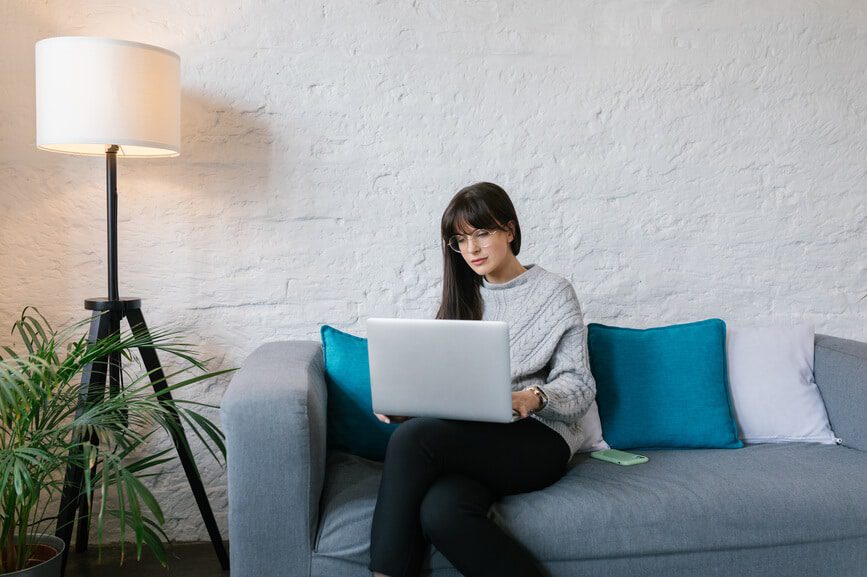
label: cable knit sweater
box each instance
[480,263,596,458]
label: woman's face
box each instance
[453,221,515,275]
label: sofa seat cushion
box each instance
[312,444,867,568]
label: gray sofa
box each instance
[220,334,867,577]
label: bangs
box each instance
[446,200,502,237]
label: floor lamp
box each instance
[35,36,228,574]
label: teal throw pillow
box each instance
[587,318,743,450]
[320,324,398,461]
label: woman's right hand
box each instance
[374,412,411,424]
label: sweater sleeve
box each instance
[532,290,596,424]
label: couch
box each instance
[220,333,867,577]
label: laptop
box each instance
[367,317,521,423]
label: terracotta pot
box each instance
[1,535,65,577]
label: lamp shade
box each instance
[36,36,180,157]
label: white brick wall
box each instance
[1,0,864,543]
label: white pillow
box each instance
[577,399,610,453]
[725,323,840,445]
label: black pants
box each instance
[368,416,571,577]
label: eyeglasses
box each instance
[446,229,497,253]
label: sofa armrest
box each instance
[221,340,326,577]
[814,334,867,452]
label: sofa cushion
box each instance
[320,324,398,461]
[587,318,743,450]
[814,334,867,452]
[313,443,867,569]
[726,323,839,445]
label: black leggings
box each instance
[368,416,571,577]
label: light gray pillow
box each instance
[726,323,840,445]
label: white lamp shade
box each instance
[36,36,180,157]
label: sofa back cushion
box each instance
[814,334,867,452]
[587,318,743,450]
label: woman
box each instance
[369,182,597,577]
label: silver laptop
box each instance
[367,317,521,423]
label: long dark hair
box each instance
[435,182,522,320]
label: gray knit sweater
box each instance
[480,263,596,458]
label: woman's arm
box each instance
[531,298,596,424]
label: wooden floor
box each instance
[66,542,229,577]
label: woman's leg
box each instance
[418,473,542,577]
[368,416,570,577]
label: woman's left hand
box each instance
[512,390,542,419]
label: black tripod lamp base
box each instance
[54,297,229,576]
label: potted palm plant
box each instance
[0,306,236,576]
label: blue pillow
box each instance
[320,324,398,461]
[587,318,743,450]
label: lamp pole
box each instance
[106,144,119,302]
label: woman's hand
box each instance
[512,390,542,419]
[374,412,411,424]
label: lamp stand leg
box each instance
[126,306,230,570]
[54,308,112,575]
[73,309,122,554]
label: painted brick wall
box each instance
[1,0,864,542]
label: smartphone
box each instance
[590,449,649,466]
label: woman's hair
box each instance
[435,182,522,320]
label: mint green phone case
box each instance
[590,449,649,466]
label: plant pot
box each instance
[1,534,65,577]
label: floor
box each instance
[66,542,229,577]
